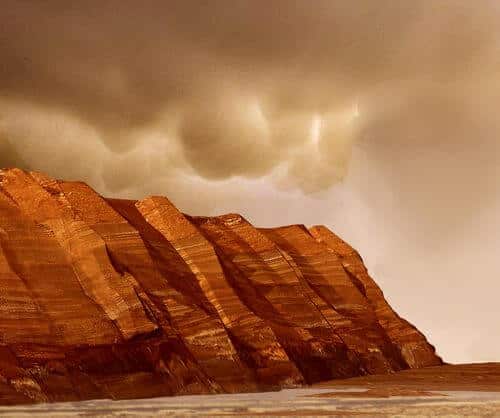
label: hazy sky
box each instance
[1,0,499,363]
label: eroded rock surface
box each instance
[0,168,441,404]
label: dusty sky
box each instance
[1,0,499,363]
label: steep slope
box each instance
[0,168,441,404]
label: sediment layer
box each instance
[0,168,441,404]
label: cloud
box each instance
[1,0,499,196]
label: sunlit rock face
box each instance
[0,168,441,404]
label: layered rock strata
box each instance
[0,168,441,404]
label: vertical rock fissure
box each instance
[191,215,364,382]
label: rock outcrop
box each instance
[0,168,442,404]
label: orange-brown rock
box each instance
[0,168,442,404]
[309,225,442,368]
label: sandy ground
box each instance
[0,363,499,417]
[0,388,499,417]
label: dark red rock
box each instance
[0,168,442,404]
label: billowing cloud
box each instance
[1,0,499,196]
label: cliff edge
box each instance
[0,168,441,404]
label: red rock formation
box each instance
[0,168,442,404]
[308,226,442,369]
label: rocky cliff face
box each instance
[0,168,441,404]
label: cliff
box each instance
[0,168,441,404]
